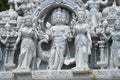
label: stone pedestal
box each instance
[32,70,93,80]
[14,73,32,80]
[1,70,120,80]
[0,71,14,80]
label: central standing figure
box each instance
[45,8,71,70]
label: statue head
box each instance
[2,12,10,22]
[4,23,11,31]
[115,19,120,30]
[24,14,32,27]
[51,8,70,25]
[77,8,86,23]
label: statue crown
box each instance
[51,8,70,25]
[24,13,32,22]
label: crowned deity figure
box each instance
[40,8,72,70]
[13,14,37,73]
[85,0,108,35]
[72,8,92,71]
[111,18,120,69]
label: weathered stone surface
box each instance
[0,71,13,80]
[1,70,120,80]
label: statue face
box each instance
[56,14,62,24]
[78,14,84,23]
[115,22,120,30]
[25,19,32,27]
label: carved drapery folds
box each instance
[0,0,120,74]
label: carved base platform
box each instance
[1,69,120,80]
[0,71,14,80]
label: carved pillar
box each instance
[97,41,108,69]
[5,36,16,70]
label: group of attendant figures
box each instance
[0,0,120,72]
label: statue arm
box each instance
[71,13,78,37]
[100,0,108,6]
[0,36,9,45]
[63,27,72,40]
[13,32,21,51]
[84,1,89,8]
[87,30,92,48]
[15,34,21,46]
[33,31,38,41]
[14,0,20,11]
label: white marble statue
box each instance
[111,18,120,69]
[13,14,37,72]
[72,8,92,71]
[42,8,72,70]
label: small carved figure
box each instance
[0,36,9,71]
[111,19,120,69]
[85,0,108,35]
[72,8,92,71]
[13,14,37,72]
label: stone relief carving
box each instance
[13,13,37,73]
[85,0,108,36]
[38,8,72,70]
[0,0,120,76]
[111,18,120,69]
[71,7,92,71]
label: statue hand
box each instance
[40,39,48,44]
[13,46,17,52]
[6,36,9,40]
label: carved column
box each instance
[5,36,16,70]
[97,41,108,69]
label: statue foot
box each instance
[64,58,75,66]
[115,67,118,69]
[12,67,31,74]
[71,67,84,71]
[71,66,91,73]
[84,65,91,72]
[49,67,57,70]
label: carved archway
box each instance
[33,0,81,64]
[33,0,81,22]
